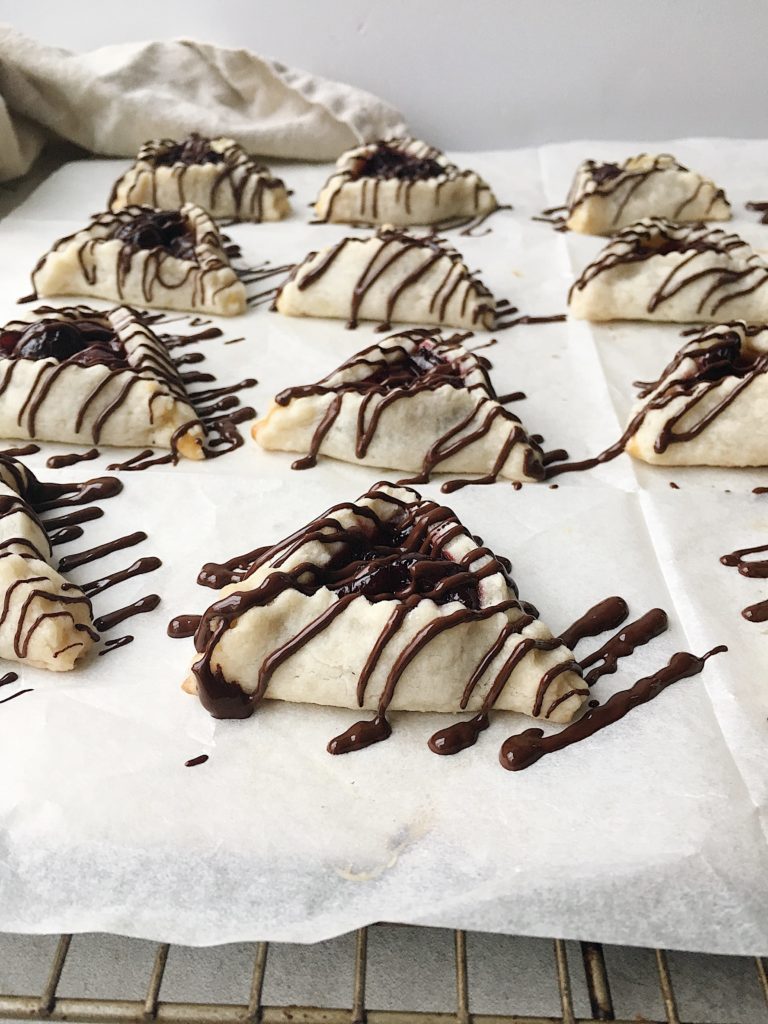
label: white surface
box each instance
[4,1,768,149]
[0,142,766,956]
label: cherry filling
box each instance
[152,134,224,167]
[0,318,128,368]
[361,344,465,393]
[626,230,719,259]
[327,550,480,608]
[111,209,197,261]
[352,144,444,182]
[589,162,623,185]
[689,337,758,383]
[305,516,481,609]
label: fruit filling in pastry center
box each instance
[363,343,467,393]
[321,522,481,608]
[151,134,224,167]
[589,161,623,185]
[688,336,758,383]
[352,144,445,181]
[111,209,197,260]
[0,318,128,368]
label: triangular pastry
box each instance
[0,305,204,457]
[313,136,497,226]
[0,455,96,670]
[624,322,768,466]
[31,204,246,316]
[564,153,730,235]
[275,227,496,329]
[108,134,291,222]
[569,218,768,323]
[253,329,545,482]
[183,482,587,725]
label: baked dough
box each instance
[31,204,246,316]
[0,306,204,457]
[625,321,768,466]
[569,218,768,323]
[109,134,291,222]
[183,482,587,724]
[313,137,497,226]
[0,456,96,670]
[275,228,496,329]
[564,153,730,235]
[253,329,544,482]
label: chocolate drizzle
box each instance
[0,687,33,706]
[46,449,100,469]
[579,609,669,685]
[267,329,544,489]
[94,594,161,632]
[746,201,768,224]
[82,557,162,598]
[185,753,210,767]
[167,613,202,638]
[557,596,629,651]
[499,646,727,771]
[721,542,768,621]
[98,635,134,656]
[328,714,392,755]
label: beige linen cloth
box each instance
[0,24,407,181]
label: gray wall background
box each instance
[3,0,767,149]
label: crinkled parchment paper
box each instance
[0,141,765,953]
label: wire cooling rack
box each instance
[1,928,767,1024]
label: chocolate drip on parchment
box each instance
[94,594,160,632]
[746,201,768,225]
[0,687,33,706]
[499,646,727,771]
[721,542,768,622]
[427,596,665,757]
[46,449,100,469]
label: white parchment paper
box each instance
[0,141,766,954]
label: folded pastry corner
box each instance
[275,227,496,330]
[564,153,730,235]
[109,134,291,222]
[182,482,587,729]
[0,456,97,670]
[31,204,246,316]
[625,321,768,466]
[569,218,768,323]
[0,305,204,457]
[314,136,497,226]
[252,328,544,483]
